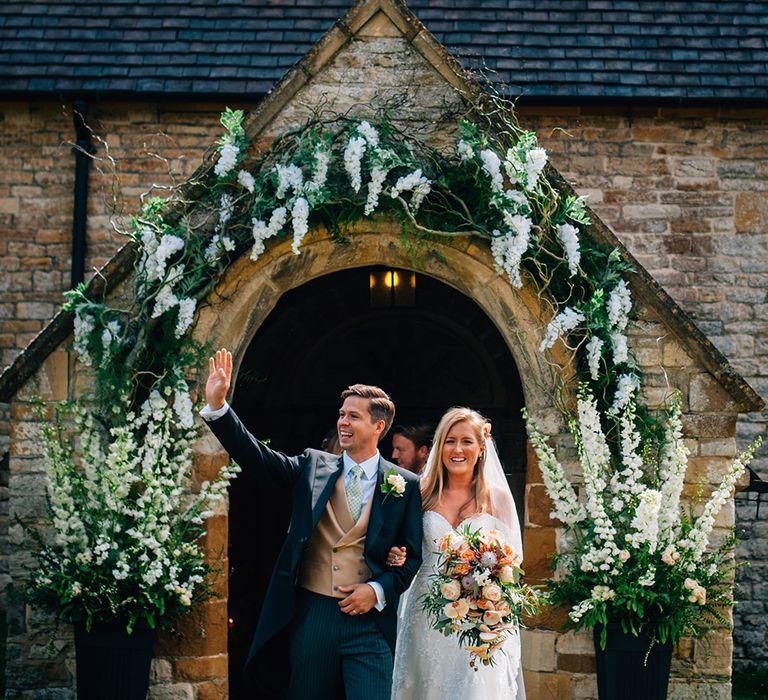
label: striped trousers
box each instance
[288,589,393,700]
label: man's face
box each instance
[391,434,421,472]
[337,395,383,457]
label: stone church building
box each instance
[0,1,766,699]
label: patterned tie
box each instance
[346,464,365,522]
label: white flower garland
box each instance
[540,307,585,352]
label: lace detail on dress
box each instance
[391,512,524,700]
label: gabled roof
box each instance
[1,0,767,101]
[0,0,763,414]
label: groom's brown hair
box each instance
[341,384,395,438]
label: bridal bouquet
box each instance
[422,525,538,668]
[525,387,762,648]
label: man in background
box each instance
[390,424,432,475]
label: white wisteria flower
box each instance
[237,169,255,193]
[586,336,604,381]
[491,215,532,288]
[344,136,367,193]
[312,148,330,188]
[608,373,640,415]
[539,307,585,352]
[457,139,474,162]
[291,197,310,254]
[556,222,581,276]
[214,143,239,177]
[524,147,548,190]
[390,169,432,213]
[607,280,632,331]
[480,149,504,193]
[357,120,380,147]
[250,206,287,261]
[73,310,96,366]
[275,163,304,200]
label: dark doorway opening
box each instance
[227,266,526,698]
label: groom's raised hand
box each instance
[206,348,232,410]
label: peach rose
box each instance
[482,583,502,602]
[498,565,516,583]
[441,580,462,601]
[458,545,475,562]
[444,598,470,620]
[495,600,511,616]
[483,610,503,626]
[454,563,470,576]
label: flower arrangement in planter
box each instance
[525,384,761,695]
[29,398,239,633]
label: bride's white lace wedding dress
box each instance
[391,510,525,700]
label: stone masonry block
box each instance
[521,628,557,672]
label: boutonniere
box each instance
[380,468,406,502]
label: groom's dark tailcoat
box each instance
[206,407,423,689]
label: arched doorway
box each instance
[226,265,527,697]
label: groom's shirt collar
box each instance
[342,450,379,481]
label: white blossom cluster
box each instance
[607,280,633,368]
[250,207,288,261]
[344,136,367,192]
[539,307,585,352]
[586,336,603,381]
[608,373,640,415]
[291,197,309,255]
[556,223,581,277]
[480,149,504,193]
[275,163,304,200]
[237,169,255,193]
[214,143,239,177]
[37,385,241,619]
[491,214,532,288]
[457,139,474,162]
[657,400,688,540]
[502,141,548,191]
[73,309,96,366]
[681,439,761,565]
[525,413,586,525]
[390,168,432,213]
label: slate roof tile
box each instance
[0,0,765,99]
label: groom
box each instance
[202,349,423,699]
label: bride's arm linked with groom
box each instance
[201,348,423,700]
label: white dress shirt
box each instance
[201,402,386,610]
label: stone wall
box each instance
[0,13,765,698]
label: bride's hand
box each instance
[206,348,232,410]
[386,546,406,567]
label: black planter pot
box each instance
[593,624,672,700]
[74,620,156,700]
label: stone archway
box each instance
[190,222,566,695]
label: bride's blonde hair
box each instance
[421,407,492,518]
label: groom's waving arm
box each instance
[202,348,301,488]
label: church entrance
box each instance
[226,265,527,697]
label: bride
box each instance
[389,407,526,699]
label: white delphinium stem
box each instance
[344,136,367,192]
[291,197,309,254]
[525,415,586,525]
[574,393,620,572]
[608,374,640,416]
[628,489,661,552]
[556,223,581,276]
[657,399,689,541]
[683,437,762,563]
[540,307,585,352]
[609,399,645,505]
[586,336,603,381]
